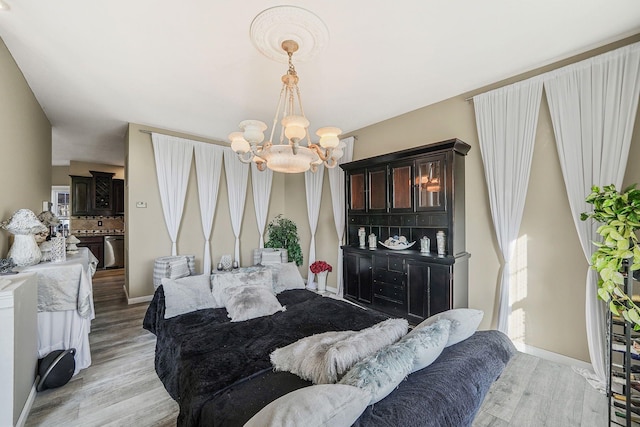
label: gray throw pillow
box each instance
[407,308,483,347]
[224,285,285,322]
[267,262,306,293]
[161,275,215,319]
[168,257,190,279]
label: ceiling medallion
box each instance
[250,5,329,63]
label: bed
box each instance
[143,274,516,427]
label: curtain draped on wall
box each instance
[151,133,194,256]
[473,79,543,335]
[193,142,224,274]
[251,163,273,248]
[224,149,250,263]
[543,42,640,390]
[328,137,355,296]
[305,164,325,284]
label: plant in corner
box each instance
[581,184,640,328]
[265,214,303,266]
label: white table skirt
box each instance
[18,247,98,376]
[37,309,92,375]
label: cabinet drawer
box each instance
[417,213,448,227]
[388,256,404,272]
[388,215,401,226]
[372,295,407,318]
[373,269,404,285]
[402,214,417,226]
[349,215,369,225]
[373,280,405,303]
[370,215,387,226]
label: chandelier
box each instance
[228,39,343,173]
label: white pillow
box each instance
[261,250,283,265]
[244,384,370,427]
[224,285,285,322]
[161,275,215,319]
[408,308,483,347]
[168,257,190,279]
[210,269,273,308]
[267,262,306,293]
[339,334,415,405]
[271,318,408,384]
[401,319,451,373]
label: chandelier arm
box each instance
[308,143,333,161]
[270,83,288,144]
[237,150,256,164]
[323,158,338,169]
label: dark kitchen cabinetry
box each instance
[71,172,124,216]
[71,176,92,216]
[112,179,125,215]
[340,138,470,323]
[76,236,103,268]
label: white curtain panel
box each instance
[305,164,325,284]
[151,133,194,256]
[223,148,250,263]
[473,78,543,334]
[251,163,273,248]
[328,137,355,296]
[193,142,224,274]
[543,42,640,390]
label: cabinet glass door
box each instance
[416,156,445,211]
[390,163,413,211]
[349,172,365,211]
[368,167,387,211]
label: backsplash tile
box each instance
[71,216,125,234]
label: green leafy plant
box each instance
[265,214,303,266]
[581,184,640,327]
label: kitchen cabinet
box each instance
[340,138,470,322]
[76,236,103,268]
[112,179,125,215]
[71,176,92,216]
[70,172,123,216]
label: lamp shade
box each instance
[239,120,267,144]
[282,115,309,141]
[229,132,251,153]
[316,127,341,148]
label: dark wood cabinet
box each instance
[340,138,470,323]
[76,236,103,268]
[71,176,92,215]
[344,250,373,304]
[70,173,123,216]
[112,179,125,215]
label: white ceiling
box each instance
[0,1,639,166]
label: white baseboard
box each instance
[123,285,153,305]
[16,382,37,427]
[513,341,593,371]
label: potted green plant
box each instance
[581,184,640,327]
[265,214,303,266]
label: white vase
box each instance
[8,234,42,266]
[316,271,328,293]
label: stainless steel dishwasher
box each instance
[103,235,124,268]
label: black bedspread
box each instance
[143,287,516,427]
[144,287,390,426]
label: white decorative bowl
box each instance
[378,241,416,250]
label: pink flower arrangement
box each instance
[310,260,332,274]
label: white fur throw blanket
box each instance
[270,318,409,384]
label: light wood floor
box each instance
[26,270,608,426]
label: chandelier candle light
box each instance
[229,39,342,173]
